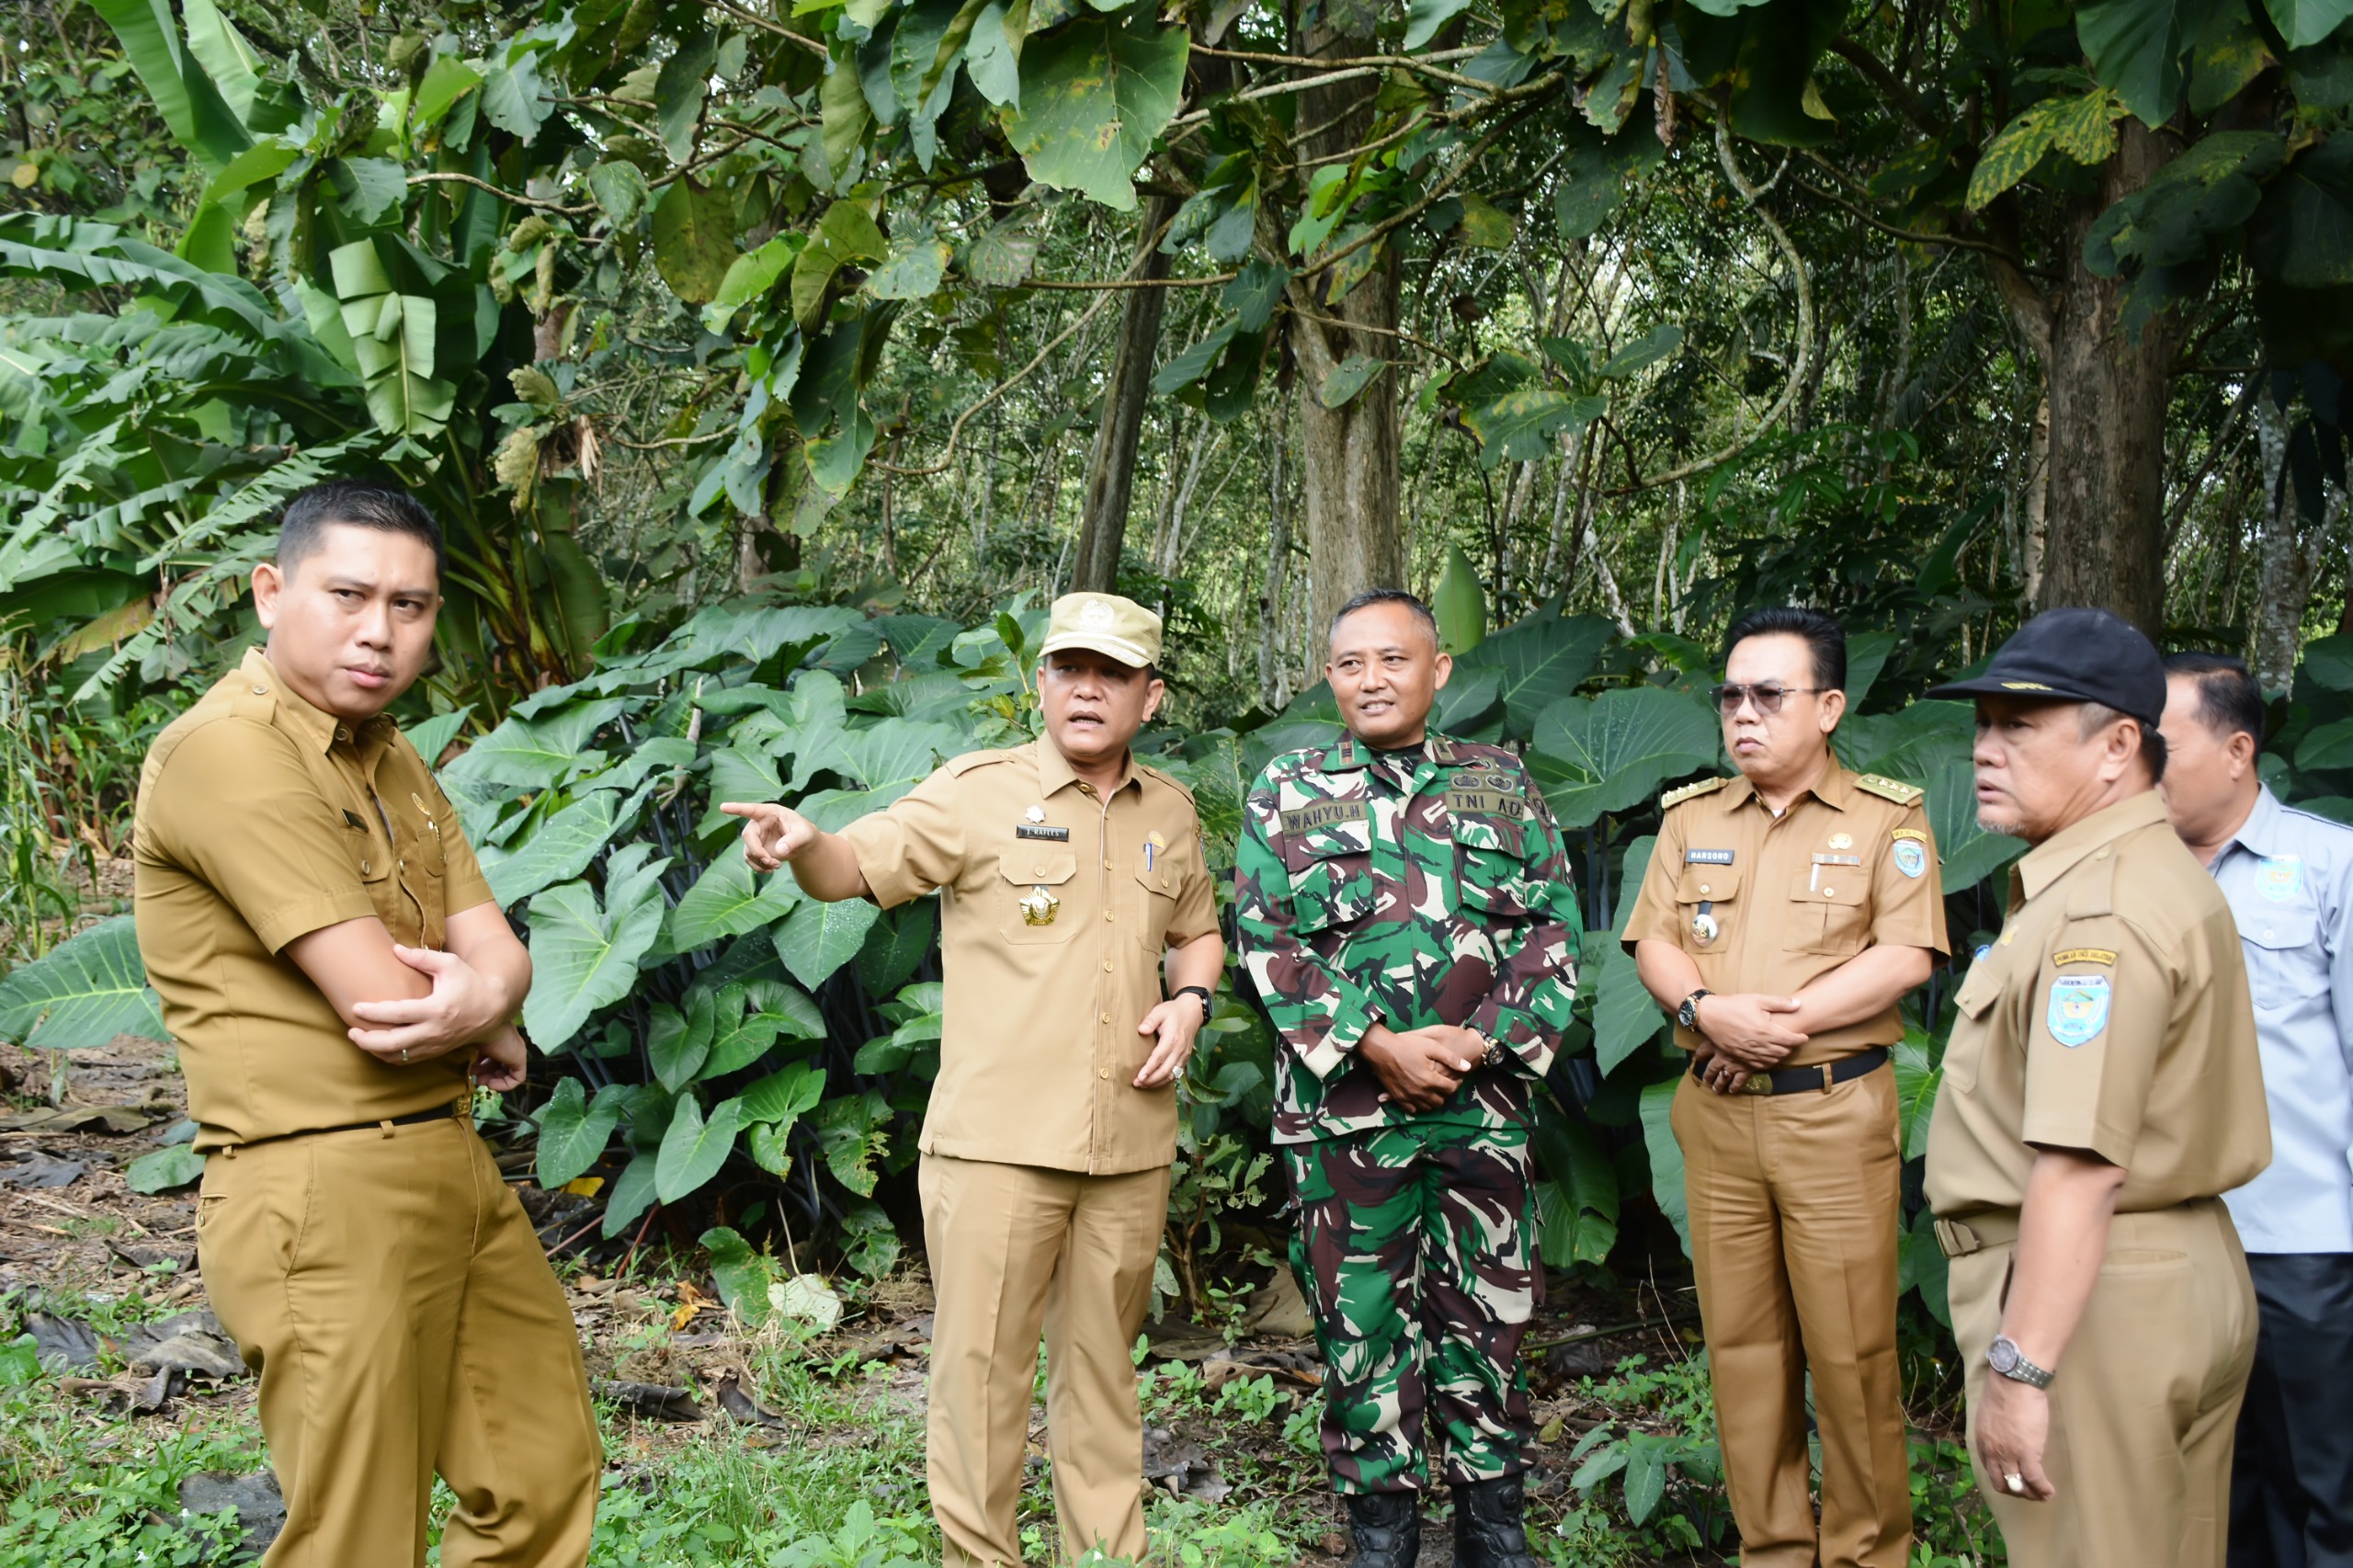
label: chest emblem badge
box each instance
[1018,885,1061,926]
[1692,903,1720,945]
[2046,975,2110,1048]
[1025,804,1046,824]
[1827,832,1853,851]
[2255,856,2303,903]
[1892,839,1927,879]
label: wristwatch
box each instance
[1677,989,1712,1031]
[1987,1335,2054,1390]
[1476,1033,1506,1071]
[1174,985,1213,1025]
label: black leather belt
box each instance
[229,1099,465,1151]
[1688,1045,1889,1096]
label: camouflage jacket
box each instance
[1233,731,1582,1144]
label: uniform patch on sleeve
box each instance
[2052,948,2116,967]
[1443,789,1531,820]
[1279,799,1369,836]
[2046,975,2110,1047]
[1892,839,1927,878]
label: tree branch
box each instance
[406,171,595,215]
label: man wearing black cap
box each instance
[1922,607,2271,1568]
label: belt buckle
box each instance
[1933,1218,1982,1259]
[1738,1073,1773,1096]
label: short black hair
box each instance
[1724,606,1846,690]
[2079,702,2167,784]
[2163,652,2265,747]
[276,481,446,583]
[1331,588,1438,646]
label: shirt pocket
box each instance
[1943,956,2004,1093]
[999,846,1080,944]
[343,816,402,928]
[1672,865,1741,960]
[1790,875,1870,956]
[1282,815,1376,935]
[2241,910,2324,1013]
[1453,816,1530,918]
[1135,836,1186,948]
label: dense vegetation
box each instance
[5,0,2353,1551]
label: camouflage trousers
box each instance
[1284,1119,1539,1495]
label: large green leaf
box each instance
[1527,687,1722,829]
[88,0,253,172]
[1637,1077,1689,1255]
[1530,1098,1620,1267]
[1432,544,1487,654]
[126,1144,207,1193]
[2078,0,2197,123]
[2251,136,2353,290]
[701,985,786,1078]
[0,916,166,1051]
[536,1078,631,1187]
[1461,387,1608,468]
[2264,0,2353,48]
[666,856,803,951]
[648,993,716,1092]
[1002,12,1188,211]
[771,896,881,989]
[741,1060,826,1129]
[1588,937,1664,1075]
[480,788,627,906]
[450,698,625,790]
[652,178,739,304]
[655,1094,743,1202]
[601,1150,659,1237]
[1893,1030,1940,1161]
[523,846,670,1048]
[1453,615,1613,739]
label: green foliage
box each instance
[0,916,164,1051]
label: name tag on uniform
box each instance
[1445,789,1529,819]
[1016,824,1070,841]
[1686,848,1734,865]
[1280,800,1368,835]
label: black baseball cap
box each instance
[1922,607,2165,728]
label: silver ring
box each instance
[2005,1472,2026,1495]
[401,1048,410,1063]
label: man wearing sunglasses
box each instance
[1625,607,1949,1568]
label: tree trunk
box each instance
[1070,197,1175,593]
[2029,121,2180,635]
[1284,12,1404,636]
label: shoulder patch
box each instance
[945,749,1015,776]
[1855,773,1925,807]
[1661,777,1732,811]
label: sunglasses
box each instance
[1710,683,1823,717]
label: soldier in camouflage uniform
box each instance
[1234,590,1581,1568]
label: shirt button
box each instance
[1104,911,1115,921]
[1100,1012,1111,1024]
[1823,886,1835,896]
[1104,860,1114,869]
[1098,1068,1109,1079]
[250,684,267,695]
[1699,883,1711,894]
[1034,864,1048,876]
[2265,929,2275,940]
[1103,961,1114,972]
[335,726,350,742]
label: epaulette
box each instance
[1855,773,1926,807]
[1661,777,1731,810]
[946,749,1015,776]
[1135,760,1197,804]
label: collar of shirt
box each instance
[2216,784,2288,866]
[1317,730,1463,774]
[238,647,395,767]
[2010,790,2170,903]
[1033,732,1138,801]
[1719,758,1853,815]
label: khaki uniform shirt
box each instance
[841,736,1218,1176]
[1925,791,2271,1218]
[133,649,494,1152]
[1624,763,1950,1066]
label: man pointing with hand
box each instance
[723,592,1222,1567]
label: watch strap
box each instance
[1174,984,1213,1023]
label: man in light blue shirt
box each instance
[2161,652,2353,1568]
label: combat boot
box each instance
[1345,1491,1420,1568]
[1451,1475,1539,1568]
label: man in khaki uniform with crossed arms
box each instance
[1924,607,2270,1568]
[724,593,1222,1566]
[1627,607,1947,1568]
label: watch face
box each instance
[1989,1338,2019,1374]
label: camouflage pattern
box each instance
[1286,1120,1538,1494]
[1233,732,1581,1144]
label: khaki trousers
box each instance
[1949,1199,2258,1568]
[1671,1066,1912,1568]
[920,1153,1170,1567]
[197,1113,601,1568]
